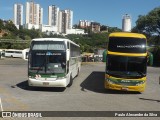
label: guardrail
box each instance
[0,39,30,43]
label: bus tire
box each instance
[67,75,73,87]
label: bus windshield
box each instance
[29,40,66,74]
[108,37,146,53]
[29,51,66,74]
[106,55,147,78]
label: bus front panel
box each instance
[105,54,147,92]
[28,41,68,87]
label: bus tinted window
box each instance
[31,41,65,50]
[15,51,22,54]
[108,37,146,53]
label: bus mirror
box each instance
[67,49,70,61]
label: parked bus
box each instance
[105,32,147,92]
[4,49,23,58]
[28,38,81,87]
[22,48,29,60]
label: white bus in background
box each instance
[0,49,5,59]
[28,38,81,88]
[4,49,23,58]
[22,48,29,60]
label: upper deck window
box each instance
[108,37,146,53]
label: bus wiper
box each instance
[138,71,146,77]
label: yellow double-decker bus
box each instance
[105,32,147,92]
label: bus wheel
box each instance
[67,75,73,87]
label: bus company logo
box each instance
[117,45,145,49]
[36,53,45,56]
[121,80,130,83]
[52,53,61,55]
[46,52,61,56]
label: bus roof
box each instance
[5,49,22,51]
[32,38,80,47]
[32,38,67,41]
[109,32,146,39]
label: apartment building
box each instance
[79,20,100,33]
[65,9,73,30]
[13,3,23,29]
[58,9,73,34]
[90,22,100,33]
[13,2,81,34]
[79,20,91,28]
[48,5,59,27]
[25,1,43,29]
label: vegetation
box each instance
[66,33,109,53]
[132,7,160,65]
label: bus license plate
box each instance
[121,87,128,91]
[43,82,49,86]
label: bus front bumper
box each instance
[28,78,67,87]
[104,80,145,92]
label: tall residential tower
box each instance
[25,1,43,29]
[48,5,59,27]
[58,9,73,33]
[14,3,23,29]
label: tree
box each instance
[107,27,122,33]
[0,19,4,30]
[133,7,160,37]
[133,7,160,65]
[100,25,108,31]
[5,20,18,35]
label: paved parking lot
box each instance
[0,58,160,120]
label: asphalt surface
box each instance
[0,58,160,120]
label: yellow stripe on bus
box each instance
[107,51,147,57]
[109,32,146,39]
[105,74,146,80]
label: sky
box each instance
[0,0,159,29]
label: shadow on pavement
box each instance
[80,71,140,94]
[139,98,160,102]
[15,80,66,92]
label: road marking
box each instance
[0,97,3,111]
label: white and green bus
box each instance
[28,38,81,87]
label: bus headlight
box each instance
[136,81,145,86]
[106,78,115,84]
[56,77,66,80]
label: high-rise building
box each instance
[25,1,43,29]
[65,9,73,30]
[48,5,59,27]
[58,10,66,33]
[58,9,73,33]
[14,3,23,29]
